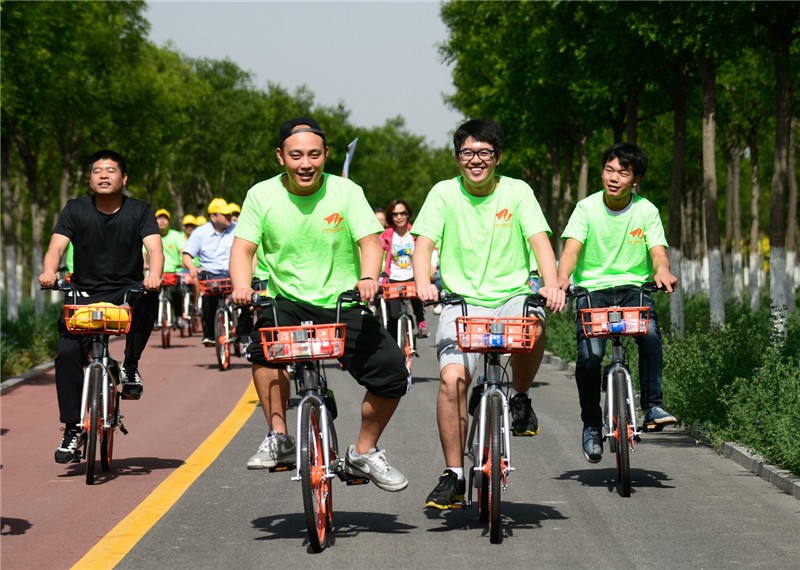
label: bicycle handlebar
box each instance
[246,289,363,328]
[566,281,671,309]
[41,279,145,305]
[431,290,545,318]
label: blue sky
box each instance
[146,1,464,147]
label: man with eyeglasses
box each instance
[412,119,565,509]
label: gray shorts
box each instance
[436,294,546,378]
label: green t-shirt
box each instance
[412,176,551,307]
[65,242,74,273]
[561,191,668,291]
[161,229,186,273]
[254,242,269,280]
[235,173,382,308]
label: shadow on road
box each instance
[424,501,567,540]
[553,466,674,494]
[57,457,185,484]
[1,517,33,536]
[252,510,416,550]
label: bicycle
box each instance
[179,272,201,338]
[438,291,545,544]
[44,279,141,485]
[567,282,662,497]
[257,290,369,553]
[156,272,182,348]
[199,276,240,371]
[378,279,418,374]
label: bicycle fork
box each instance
[291,393,337,483]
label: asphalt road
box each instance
[2,314,799,569]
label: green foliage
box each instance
[719,347,800,474]
[1,298,61,380]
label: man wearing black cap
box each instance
[230,118,409,492]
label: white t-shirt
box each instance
[389,231,415,281]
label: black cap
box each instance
[277,117,326,147]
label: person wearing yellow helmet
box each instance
[228,202,241,223]
[156,209,188,329]
[195,214,208,226]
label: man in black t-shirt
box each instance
[39,150,164,464]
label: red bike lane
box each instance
[1,332,255,569]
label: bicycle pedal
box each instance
[641,422,664,433]
[120,393,141,400]
[268,465,293,473]
[338,471,370,485]
[119,422,128,436]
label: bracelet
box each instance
[359,277,374,281]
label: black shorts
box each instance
[245,297,409,399]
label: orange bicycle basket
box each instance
[64,303,133,335]
[199,277,232,296]
[162,272,180,287]
[380,282,417,300]
[455,316,539,353]
[579,307,650,337]
[260,323,346,361]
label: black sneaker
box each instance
[509,393,539,436]
[55,427,85,464]
[121,366,143,399]
[425,469,466,509]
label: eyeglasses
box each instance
[392,211,409,217]
[457,148,495,162]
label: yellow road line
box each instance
[71,382,258,570]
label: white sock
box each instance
[509,387,528,398]
[446,466,464,480]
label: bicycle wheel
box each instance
[398,317,413,374]
[300,400,331,553]
[101,372,119,471]
[161,298,171,348]
[487,392,503,543]
[214,307,230,371]
[85,365,103,485]
[613,369,632,497]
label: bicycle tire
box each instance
[488,391,503,543]
[232,308,241,357]
[101,372,118,471]
[85,365,102,485]
[215,307,230,371]
[399,317,413,374]
[300,400,331,553]
[613,369,632,497]
[161,298,171,348]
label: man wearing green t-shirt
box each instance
[156,208,188,329]
[557,142,678,464]
[229,117,409,492]
[412,119,566,510]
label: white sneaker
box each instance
[247,432,296,469]
[433,304,443,315]
[344,445,408,491]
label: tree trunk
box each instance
[723,149,734,303]
[668,65,688,337]
[576,133,589,202]
[785,117,797,314]
[626,81,640,145]
[748,140,762,311]
[730,147,744,303]
[558,143,574,257]
[768,29,792,335]
[1,134,19,319]
[699,54,725,325]
[548,146,561,251]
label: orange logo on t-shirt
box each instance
[324,213,344,227]
[629,228,644,239]
[496,208,513,221]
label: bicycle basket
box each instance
[199,277,232,296]
[162,272,179,287]
[380,282,417,300]
[64,303,132,334]
[579,307,650,337]
[455,316,539,353]
[260,323,346,361]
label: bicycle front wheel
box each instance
[487,392,503,543]
[613,369,632,497]
[85,366,103,485]
[300,400,331,552]
[398,317,413,374]
[101,371,119,471]
[161,297,171,348]
[214,307,230,371]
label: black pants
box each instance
[246,296,409,399]
[55,286,158,425]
